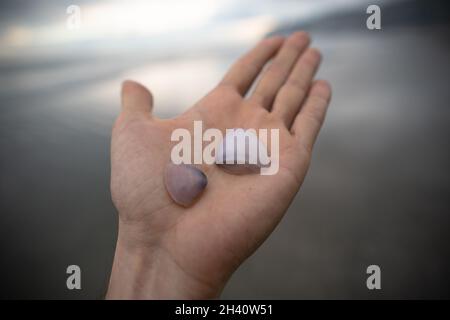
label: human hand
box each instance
[106,31,331,299]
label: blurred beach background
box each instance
[0,0,449,299]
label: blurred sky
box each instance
[0,0,389,55]
[0,0,393,118]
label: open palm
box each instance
[108,32,331,299]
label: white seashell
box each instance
[164,163,207,207]
[215,129,270,175]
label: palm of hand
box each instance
[110,32,331,297]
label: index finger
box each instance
[220,36,284,96]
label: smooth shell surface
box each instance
[164,163,207,207]
[215,129,270,175]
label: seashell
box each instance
[164,163,207,207]
[215,129,270,175]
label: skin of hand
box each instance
[106,31,332,299]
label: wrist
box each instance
[106,223,222,299]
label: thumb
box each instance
[121,80,153,118]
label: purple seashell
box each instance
[164,163,207,207]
